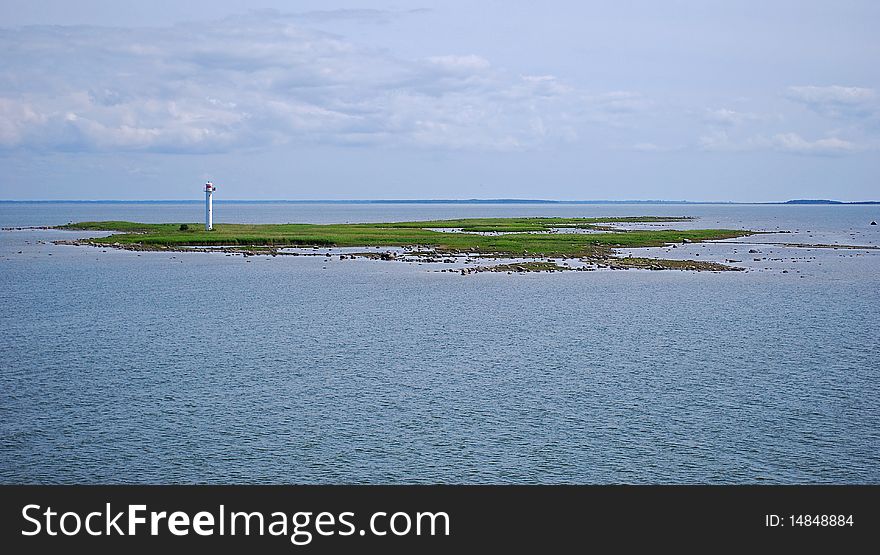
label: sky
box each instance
[0,0,877,201]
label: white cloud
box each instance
[702,108,760,127]
[631,142,678,152]
[0,14,615,154]
[771,132,859,155]
[699,130,862,156]
[425,55,491,73]
[284,8,431,24]
[0,98,46,147]
[519,75,574,97]
[698,131,741,152]
[787,85,875,105]
[696,87,879,155]
[785,85,877,120]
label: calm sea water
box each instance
[1,202,878,483]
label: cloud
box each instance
[770,132,859,155]
[630,142,679,152]
[425,55,492,73]
[0,13,607,154]
[284,8,431,24]
[786,85,875,106]
[702,108,760,127]
[698,131,741,152]
[699,130,862,156]
[697,87,879,155]
[785,85,878,120]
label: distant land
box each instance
[1,199,878,204]
[783,199,880,205]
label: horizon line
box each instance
[1,198,879,205]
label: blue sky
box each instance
[0,0,877,200]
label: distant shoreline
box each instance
[2,199,878,205]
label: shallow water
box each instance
[1,203,878,483]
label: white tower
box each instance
[204,181,216,230]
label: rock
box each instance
[748,249,760,253]
[871,221,877,225]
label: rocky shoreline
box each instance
[53,238,741,273]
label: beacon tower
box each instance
[204,181,216,231]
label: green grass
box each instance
[60,217,752,258]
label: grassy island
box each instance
[58,217,754,271]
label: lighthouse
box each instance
[204,181,216,231]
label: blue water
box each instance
[1,203,878,483]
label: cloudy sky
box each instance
[0,0,877,200]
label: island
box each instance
[783,199,880,205]
[57,217,754,273]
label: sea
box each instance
[1,202,878,483]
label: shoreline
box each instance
[52,216,753,273]
[52,239,740,273]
